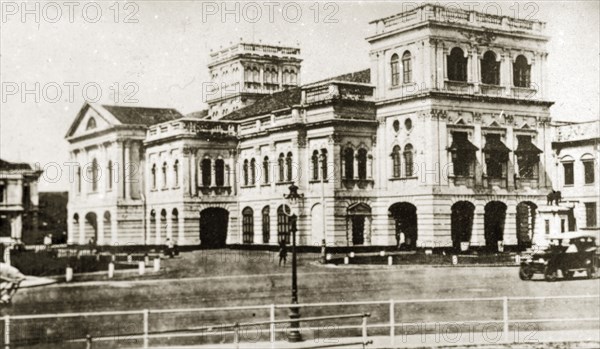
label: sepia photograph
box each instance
[0,1,599,348]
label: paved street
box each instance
[5,250,600,348]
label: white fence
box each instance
[3,294,599,348]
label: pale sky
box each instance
[1,0,599,191]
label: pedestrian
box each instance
[278,240,288,266]
[165,238,175,258]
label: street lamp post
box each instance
[283,183,304,342]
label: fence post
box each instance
[233,322,240,349]
[362,314,368,347]
[389,299,395,346]
[86,334,92,349]
[503,296,509,343]
[4,315,10,349]
[143,309,149,349]
[270,304,276,348]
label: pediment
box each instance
[65,103,121,139]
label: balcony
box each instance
[480,84,506,97]
[444,81,474,94]
[511,87,538,100]
[450,175,475,188]
[198,186,232,196]
[342,179,374,190]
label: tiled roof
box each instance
[102,105,184,126]
[222,88,302,121]
[185,110,209,119]
[305,69,371,86]
[221,69,370,121]
[0,159,33,171]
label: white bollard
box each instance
[344,256,349,265]
[452,255,458,265]
[515,255,521,264]
[108,262,114,278]
[138,261,145,275]
[380,251,386,257]
[425,249,433,255]
[65,267,73,282]
[153,258,160,272]
[144,254,150,266]
[127,254,133,263]
[388,256,393,266]
[349,252,355,258]
[326,253,332,261]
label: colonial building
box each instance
[0,159,42,244]
[551,120,599,237]
[67,4,589,250]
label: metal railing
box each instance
[3,294,598,348]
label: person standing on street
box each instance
[278,240,288,266]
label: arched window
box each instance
[173,160,179,187]
[391,145,401,178]
[215,159,225,186]
[312,150,319,180]
[86,117,96,130]
[277,205,290,244]
[344,148,354,180]
[151,164,157,189]
[242,207,254,244]
[172,208,179,239]
[390,54,400,86]
[513,55,531,88]
[250,158,256,185]
[91,158,99,192]
[321,149,328,180]
[262,206,270,243]
[263,157,270,184]
[402,51,412,84]
[278,153,285,182]
[201,159,211,186]
[162,162,168,188]
[404,144,414,177]
[357,149,368,180]
[107,161,113,190]
[286,152,293,182]
[447,48,467,82]
[243,159,249,186]
[481,51,500,85]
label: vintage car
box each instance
[519,232,599,281]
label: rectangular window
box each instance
[583,161,595,184]
[585,202,597,228]
[561,219,566,233]
[563,162,574,186]
[544,220,550,235]
[22,185,30,206]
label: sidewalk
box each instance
[145,329,599,349]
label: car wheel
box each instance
[563,270,574,280]
[519,267,534,280]
[587,266,597,279]
[544,268,558,282]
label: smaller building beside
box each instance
[551,120,599,236]
[0,159,43,244]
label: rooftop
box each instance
[209,42,301,65]
[368,3,546,40]
[101,105,184,126]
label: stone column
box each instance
[166,210,173,240]
[353,154,359,180]
[111,209,118,245]
[79,216,85,245]
[210,159,216,187]
[124,141,131,199]
[364,216,372,246]
[506,127,515,188]
[155,213,161,245]
[97,211,104,245]
[67,211,74,244]
[178,209,185,244]
[473,126,483,187]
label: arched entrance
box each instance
[484,201,507,251]
[516,201,537,248]
[199,208,229,248]
[149,210,156,243]
[389,202,418,249]
[84,212,98,244]
[347,203,372,246]
[451,201,475,250]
